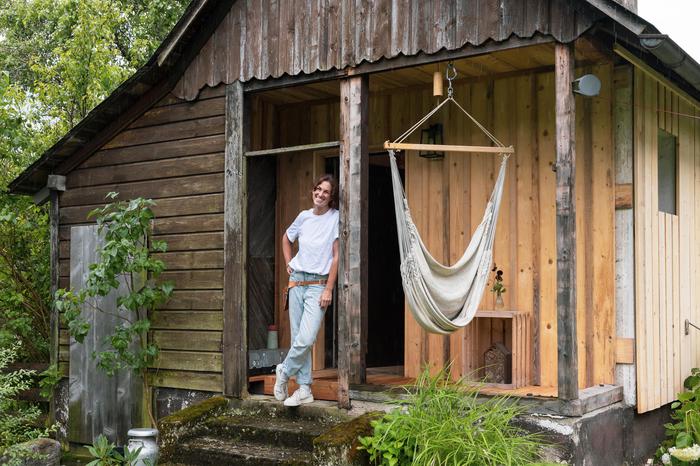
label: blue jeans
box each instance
[281,271,327,385]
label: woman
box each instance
[274,174,339,407]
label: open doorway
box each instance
[366,155,404,368]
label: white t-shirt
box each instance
[286,208,339,275]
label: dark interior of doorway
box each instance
[320,156,405,369]
[366,157,404,368]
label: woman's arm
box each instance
[282,233,293,275]
[319,239,339,309]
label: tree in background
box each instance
[0,0,189,362]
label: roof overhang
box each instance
[9,0,700,195]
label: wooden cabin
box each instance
[9,0,700,445]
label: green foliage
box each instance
[55,194,172,376]
[0,341,55,458]
[0,0,189,137]
[358,367,544,466]
[0,0,189,371]
[86,434,143,466]
[38,363,61,399]
[0,194,50,362]
[658,368,700,464]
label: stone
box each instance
[313,411,384,466]
[0,438,61,466]
[158,395,229,463]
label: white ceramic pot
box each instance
[127,428,158,466]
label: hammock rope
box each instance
[388,63,511,334]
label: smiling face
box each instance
[312,181,333,210]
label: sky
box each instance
[637,0,700,63]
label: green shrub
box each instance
[0,341,55,461]
[657,368,700,465]
[86,434,145,466]
[358,367,544,466]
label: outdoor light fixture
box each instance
[419,123,444,159]
[572,74,601,97]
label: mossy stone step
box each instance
[203,413,337,450]
[176,435,313,465]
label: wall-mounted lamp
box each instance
[572,74,601,97]
[419,123,444,159]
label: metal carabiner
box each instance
[445,62,457,98]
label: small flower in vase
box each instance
[490,265,506,309]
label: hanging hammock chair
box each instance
[385,66,513,335]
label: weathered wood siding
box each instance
[273,64,616,389]
[58,86,227,393]
[68,225,142,444]
[634,70,700,413]
[173,0,598,100]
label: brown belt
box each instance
[283,280,327,310]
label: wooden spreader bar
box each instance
[383,141,514,154]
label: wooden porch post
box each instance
[337,75,369,408]
[554,43,579,401]
[223,81,249,397]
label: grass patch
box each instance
[358,367,544,466]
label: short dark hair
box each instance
[312,174,338,209]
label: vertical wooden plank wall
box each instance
[58,86,229,393]
[273,66,616,389]
[634,70,700,413]
[68,225,142,444]
[614,66,637,406]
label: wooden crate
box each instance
[464,310,531,389]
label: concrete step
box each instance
[175,435,313,465]
[203,413,334,450]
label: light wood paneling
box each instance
[275,63,616,391]
[634,70,700,413]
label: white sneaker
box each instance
[274,364,288,401]
[284,385,314,407]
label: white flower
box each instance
[661,452,671,464]
[670,444,700,462]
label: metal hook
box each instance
[445,62,457,98]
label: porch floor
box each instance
[249,366,557,402]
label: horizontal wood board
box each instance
[57,88,232,391]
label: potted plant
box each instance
[490,265,506,309]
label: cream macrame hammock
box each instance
[385,71,513,335]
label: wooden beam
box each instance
[554,42,579,401]
[223,81,248,397]
[245,141,340,157]
[49,190,60,425]
[337,75,369,408]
